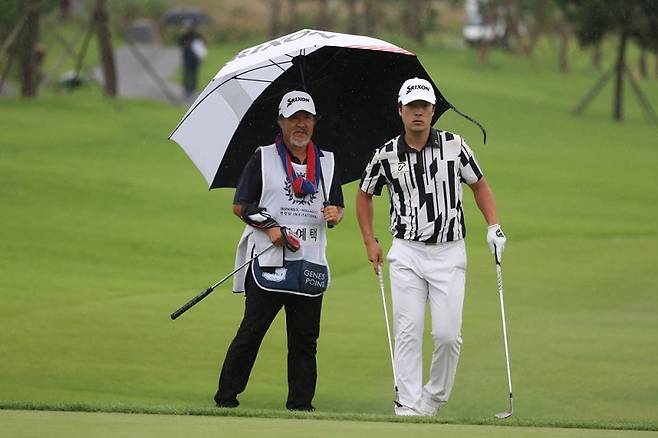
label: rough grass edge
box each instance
[0,401,656,431]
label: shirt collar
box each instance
[284,144,324,164]
[397,128,439,154]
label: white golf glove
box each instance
[487,224,506,263]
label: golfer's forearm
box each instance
[355,190,377,243]
[470,178,499,225]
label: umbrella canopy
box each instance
[160,8,210,27]
[170,29,482,189]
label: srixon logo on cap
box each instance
[287,96,310,107]
[406,84,431,94]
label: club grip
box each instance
[170,286,214,320]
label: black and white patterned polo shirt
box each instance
[360,129,483,243]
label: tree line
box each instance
[1,0,656,121]
[0,0,117,97]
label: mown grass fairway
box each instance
[3,410,658,438]
[1,40,657,436]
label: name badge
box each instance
[287,225,320,246]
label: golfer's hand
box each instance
[364,238,383,274]
[487,224,506,263]
[322,205,342,225]
[266,227,285,247]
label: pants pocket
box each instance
[387,238,399,264]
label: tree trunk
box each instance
[558,24,570,73]
[527,0,548,56]
[286,0,299,33]
[19,0,40,97]
[506,0,530,57]
[592,42,602,71]
[347,0,358,34]
[363,0,377,36]
[406,0,425,44]
[0,10,28,65]
[527,24,541,58]
[479,40,490,65]
[94,0,117,97]
[638,48,647,79]
[317,0,330,30]
[269,0,282,37]
[60,0,71,20]
[613,30,627,121]
[477,0,500,65]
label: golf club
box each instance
[170,245,274,320]
[377,263,402,407]
[493,247,514,419]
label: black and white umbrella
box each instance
[160,8,210,27]
[169,29,484,188]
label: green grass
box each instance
[5,410,658,438]
[1,38,657,435]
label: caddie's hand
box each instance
[487,224,507,263]
[281,227,301,252]
[322,205,342,225]
[266,226,285,247]
[364,238,384,274]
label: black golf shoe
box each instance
[215,399,239,408]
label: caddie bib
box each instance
[248,144,335,297]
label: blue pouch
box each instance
[252,258,328,296]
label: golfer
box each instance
[214,90,344,411]
[356,77,506,416]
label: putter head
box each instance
[495,397,513,419]
[494,398,514,420]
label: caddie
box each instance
[214,90,344,411]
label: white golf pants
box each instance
[387,238,467,414]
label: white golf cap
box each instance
[278,90,316,118]
[398,77,436,105]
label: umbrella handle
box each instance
[319,167,334,229]
[323,201,335,229]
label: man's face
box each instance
[278,111,316,149]
[399,100,435,133]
